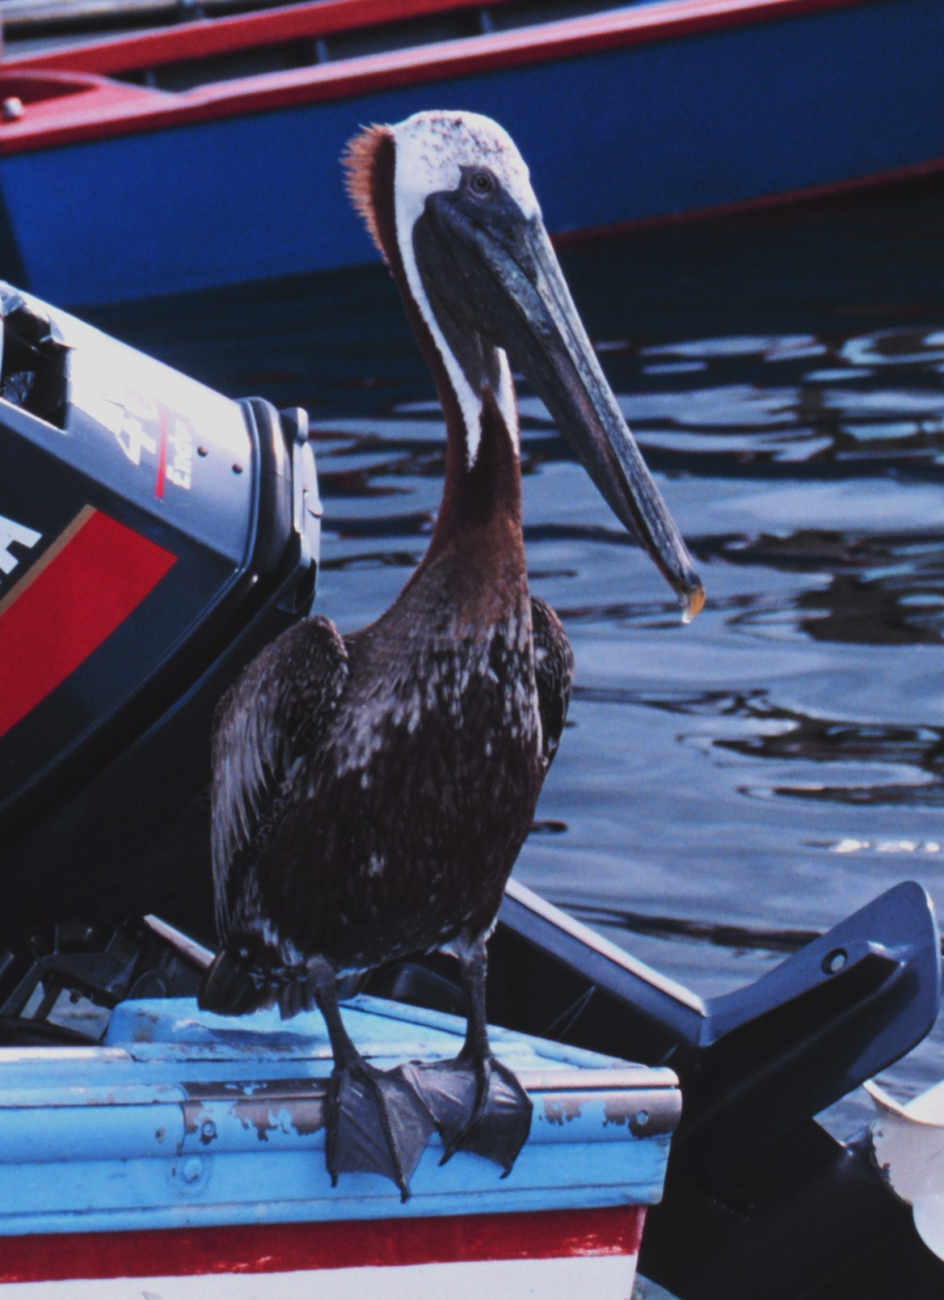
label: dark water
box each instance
[92,175,944,1130]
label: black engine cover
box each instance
[0,285,321,940]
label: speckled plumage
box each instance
[210,402,573,994]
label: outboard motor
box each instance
[0,285,320,942]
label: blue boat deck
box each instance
[0,994,679,1235]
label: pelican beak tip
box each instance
[681,581,706,625]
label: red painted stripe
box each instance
[155,405,169,500]
[0,1206,644,1283]
[0,508,176,738]
[10,0,523,76]
[0,0,884,157]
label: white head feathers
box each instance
[391,110,541,237]
[390,111,540,467]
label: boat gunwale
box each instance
[0,1052,680,1095]
[4,0,524,73]
[5,0,880,77]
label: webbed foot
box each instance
[406,1052,532,1175]
[326,1057,436,1202]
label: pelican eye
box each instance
[468,169,496,198]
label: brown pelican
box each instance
[199,110,703,1200]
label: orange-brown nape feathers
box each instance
[343,124,394,258]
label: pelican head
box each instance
[345,110,704,619]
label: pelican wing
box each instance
[211,615,349,940]
[531,596,574,772]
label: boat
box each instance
[2,282,944,1296]
[0,0,942,307]
[0,267,675,1290]
[0,283,681,1295]
[0,983,679,1296]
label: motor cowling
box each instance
[0,285,321,940]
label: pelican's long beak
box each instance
[419,190,705,620]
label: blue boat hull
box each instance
[0,995,677,1295]
[1,0,942,307]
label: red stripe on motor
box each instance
[0,1206,644,1282]
[155,405,169,499]
[0,508,175,738]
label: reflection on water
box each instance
[596,684,944,807]
[92,175,944,1120]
